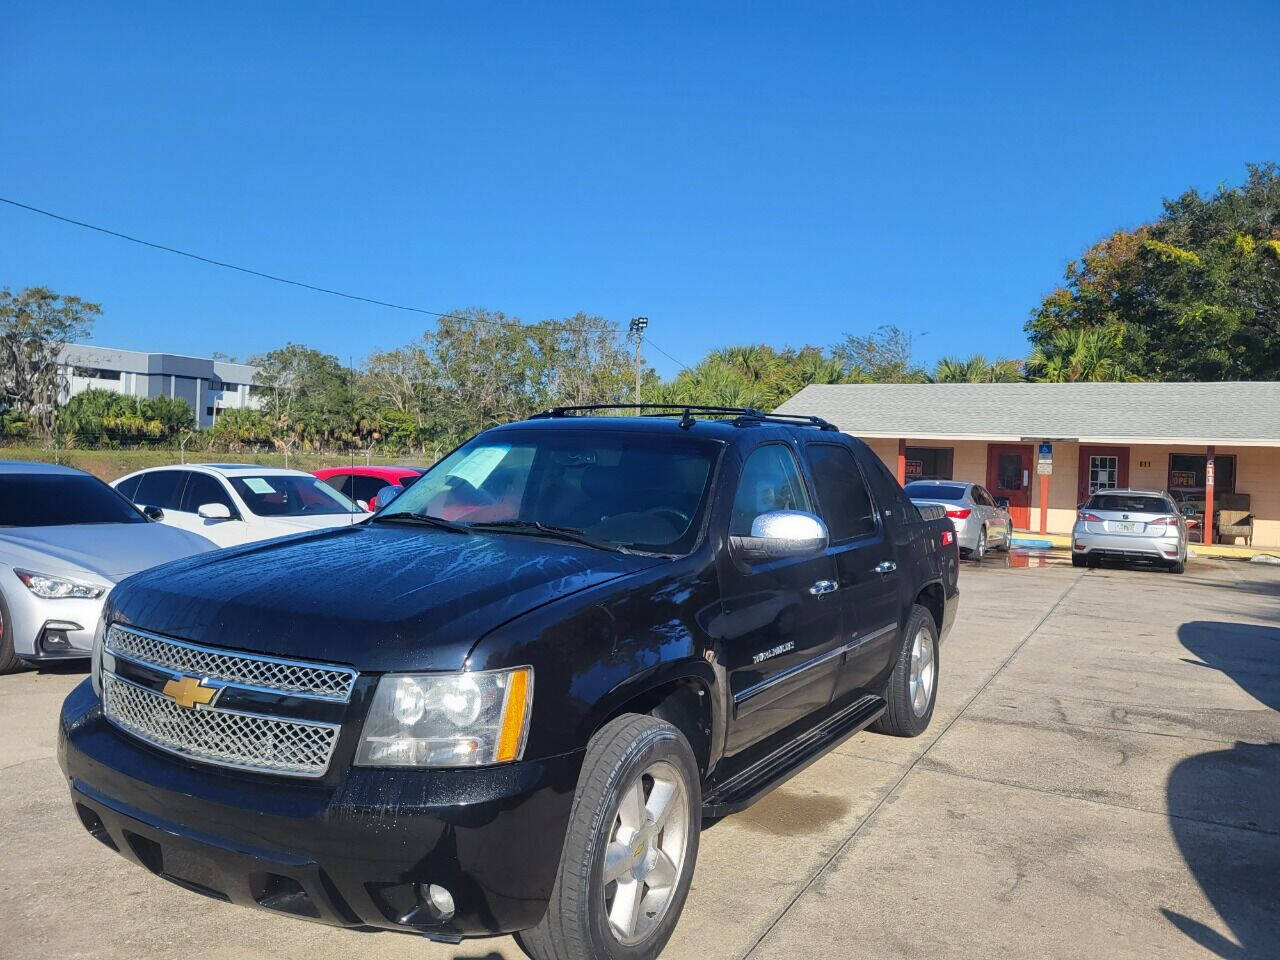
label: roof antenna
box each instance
[679,406,695,429]
[349,355,357,524]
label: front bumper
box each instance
[58,679,583,940]
[1071,526,1182,563]
[4,583,103,661]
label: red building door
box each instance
[1077,445,1130,505]
[986,444,1033,529]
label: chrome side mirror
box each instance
[197,503,233,521]
[373,484,402,510]
[730,510,829,563]
[138,504,164,522]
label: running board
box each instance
[702,695,886,818]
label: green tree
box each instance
[251,343,355,448]
[408,309,635,450]
[651,344,849,411]
[1027,163,1280,380]
[930,354,1024,383]
[56,389,194,443]
[1026,326,1141,382]
[831,325,925,382]
[206,406,276,450]
[0,286,101,439]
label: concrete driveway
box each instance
[2,555,1277,959]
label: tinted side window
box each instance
[807,444,877,541]
[135,470,188,510]
[973,486,993,507]
[730,444,811,536]
[181,473,235,513]
[115,474,143,501]
[352,475,388,503]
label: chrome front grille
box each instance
[106,624,356,699]
[100,624,356,778]
[102,674,338,778]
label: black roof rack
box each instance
[527,403,838,431]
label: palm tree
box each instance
[1028,326,1141,382]
[930,354,1024,383]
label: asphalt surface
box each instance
[2,552,1278,959]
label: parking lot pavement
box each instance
[2,556,1277,959]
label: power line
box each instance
[645,337,692,372]
[1,194,700,370]
[0,196,609,335]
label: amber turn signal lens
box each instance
[495,668,532,762]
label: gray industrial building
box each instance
[57,344,260,429]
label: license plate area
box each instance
[1111,521,1139,533]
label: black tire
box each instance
[517,714,702,960]
[1169,558,1185,574]
[972,527,986,562]
[871,605,939,738]
[996,526,1011,552]
[0,590,23,675]
[1071,554,1086,568]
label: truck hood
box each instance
[107,522,664,672]
[0,523,217,583]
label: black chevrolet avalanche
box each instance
[59,406,959,960]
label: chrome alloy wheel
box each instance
[601,759,690,946]
[909,627,936,717]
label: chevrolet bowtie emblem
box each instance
[162,675,219,709]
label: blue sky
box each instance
[3,1,1278,377]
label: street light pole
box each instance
[628,316,648,407]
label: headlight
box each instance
[355,667,533,768]
[14,568,105,600]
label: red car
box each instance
[313,465,425,511]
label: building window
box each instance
[1168,453,1235,498]
[205,407,215,417]
[209,380,235,392]
[73,366,122,381]
[904,446,953,480]
[1087,455,1119,495]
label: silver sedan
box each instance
[1071,488,1188,573]
[905,480,1014,560]
[0,462,216,672]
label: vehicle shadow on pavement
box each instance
[31,660,90,676]
[1163,621,1280,959]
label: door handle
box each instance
[873,561,897,574]
[809,580,838,596]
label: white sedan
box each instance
[1,461,215,672]
[112,464,366,548]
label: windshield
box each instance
[0,474,146,526]
[229,475,359,517]
[1088,493,1172,514]
[904,482,966,501]
[377,429,721,554]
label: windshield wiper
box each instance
[464,519,639,555]
[373,513,471,534]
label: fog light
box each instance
[421,883,455,921]
[39,621,81,653]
